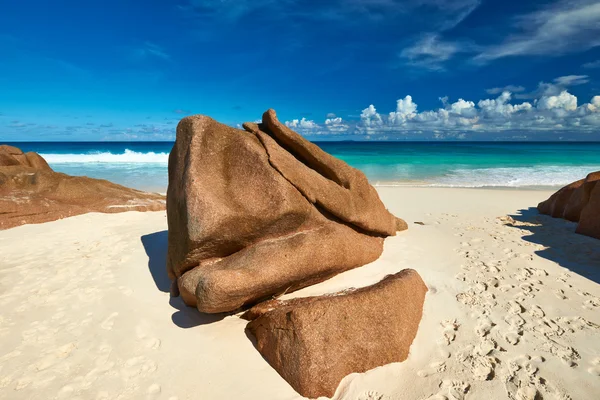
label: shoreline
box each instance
[0,187,598,399]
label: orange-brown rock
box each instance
[0,146,165,230]
[576,181,600,239]
[538,171,600,239]
[0,145,52,171]
[167,109,405,313]
[563,172,600,222]
[244,269,428,398]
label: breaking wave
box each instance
[40,149,169,164]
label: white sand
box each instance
[0,187,599,400]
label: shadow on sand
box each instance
[506,207,600,285]
[141,230,226,327]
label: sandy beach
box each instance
[0,187,599,400]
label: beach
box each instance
[1,187,598,400]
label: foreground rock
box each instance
[243,269,428,398]
[0,145,165,230]
[538,171,600,239]
[167,109,406,313]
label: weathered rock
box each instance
[563,172,600,222]
[538,171,600,239]
[0,146,165,230]
[576,181,600,239]
[244,269,428,398]
[167,109,404,313]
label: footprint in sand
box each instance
[120,356,158,381]
[418,361,447,378]
[100,312,119,330]
[146,383,162,399]
[554,289,568,300]
[506,300,524,315]
[439,379,470,400]
[588,357,600,376]
[455,345,498,381]
[438,320,460,346]
[475,317,493,337]
[528,305,545,318]
[358,391,388,400]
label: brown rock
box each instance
[563,172,600,222]
[538,179,582,217]
[537,171,600,240]
[576,182,600,239]
[244,269,428,398]
[167,109,404,313]
[0,146,165,230]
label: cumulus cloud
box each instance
[285,118,318,129]
[537,91,578,111]
[388,96,418,125]
[324,117,350,133]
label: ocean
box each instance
[6,141,600,193]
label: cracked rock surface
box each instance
[166,109,407,313]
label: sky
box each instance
[1,0,600,141]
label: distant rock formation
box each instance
[242,269,428,398]
[166,109,407,313]
[0,145,165,230]
[538,171,600,239]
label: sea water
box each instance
[7,141,600,193]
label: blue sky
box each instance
[1,0,600,141]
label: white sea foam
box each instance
[424,166,600,188]
[40,149,169,164]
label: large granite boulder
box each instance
[577,181,600,239]
[243,269,428,398]
[167,109,405,313]
[538,171,600,239]
[0,145,166,230]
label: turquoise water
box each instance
[6,142,600,192]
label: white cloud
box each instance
[553,75,589,86]
[478,91,533,117]
[388,96,418,125]
[475,0,600,62]
[400,34,476,70]
[325,117,349,133]
[582,60,600,69]
[285,118,318,129]
[537,91,578,111]
[486,85,526,95]
[360,105,384,131]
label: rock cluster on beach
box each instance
[538,171,600,239]
[166,109,425,397]
[0,145,166,230]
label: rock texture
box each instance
[167,109,405,313]
[243,269,428,398]
[0,145,166,230]
[537,171,600,239]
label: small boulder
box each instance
[244,269,428,398]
